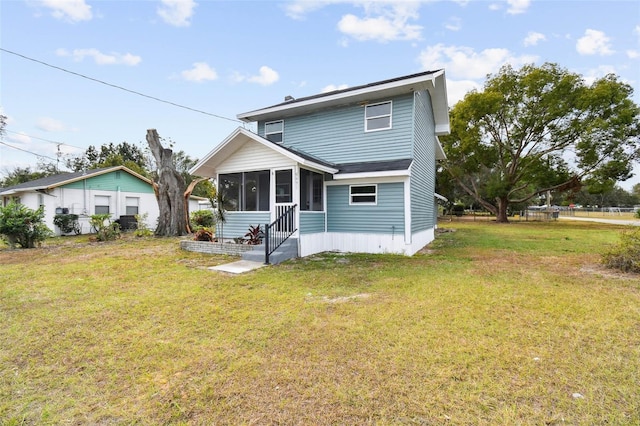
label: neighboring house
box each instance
[0,166,171,235]
[190,70,449,259]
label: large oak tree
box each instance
[440,63,640,222]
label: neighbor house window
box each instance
[219,171,270,212]
[125,197,139,215]
[365,101,392,132]
[265,120,284,143]
[350,185,377,205]
[300,169,323,211]
[94,195,110,214]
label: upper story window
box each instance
[265,120,284,143]
[365,101,392,132]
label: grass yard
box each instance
[1,221,639,425]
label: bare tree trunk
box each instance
[496,196,510,223]
[184,177,205,234]
[146,129,189,236]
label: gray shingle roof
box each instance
[0,167,117,194]
[265,70,442,109]
[336,159,413,174]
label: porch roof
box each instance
[189,127,339,177]
[332,158,413,180]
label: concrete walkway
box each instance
[558,216,640,226]
[208,260,266,274]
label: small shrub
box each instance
[602,227,640,273]
[0,202,53,248]
[90,214,121,242]
[635,209,640,219]
[194,228,214,241]
[191,210,215,228]
[133,213,154,237]
[53,213,80,235]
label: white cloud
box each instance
[444,16,462,32]
[337,2,422,42]
[418,43,537,80]
[7,132,31,146]
[249,66,279,86]
[506,0,530,15]
[582,65,617,86]
[627,50,640,59]
[524,31,546,47]
[56,48,142,66]
[36,117,65,132]
[234,66,280,86]
[38,0,92,22]
[321,84,349,93]
[181,62,218,82]
[576,29,614,56]
[157,0,197,27]
[446,79,481,107]
[283,0,336,20]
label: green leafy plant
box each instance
[90,214,121,242]
[0,201,53,248]
[190,210,215,229]
[53,213,81,235]
[133,213,154,237]
[602,227,640,273]
[635,209,640,219]
[244,224,263,245]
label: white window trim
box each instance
[349,184,378,205]
[265,120,284,143]
[364,101,392,132]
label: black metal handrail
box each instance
[264,204,297,265]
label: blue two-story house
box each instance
[190,70,449,260]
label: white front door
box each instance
[273,168,295,232]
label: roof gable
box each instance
[237,70,450,136]
[0,166,152,196]
[189,127,339,177]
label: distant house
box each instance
[190,71,449,262]
[0,166,174,235]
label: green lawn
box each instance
[1,221,639,425]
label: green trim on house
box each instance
[62,170,154,193]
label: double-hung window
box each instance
[365,101,392,132]
[125,197,139,215]
[350,185,377,205]
[94,195,110,214]
[265,120,284,143]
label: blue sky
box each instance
[1,0,639,189]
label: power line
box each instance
[0,48,244,124]
[0,140,59,162]
[4,129,85,150]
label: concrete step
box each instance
[241,238,298,264]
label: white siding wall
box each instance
[20,187,160,235]
[217,140,295,173]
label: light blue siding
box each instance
[219,212,270,239]
[62,171,154,193]
[327,183,404,234]
[411,90,437,232]
[258,94,415,164]
[300,212,325,234]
